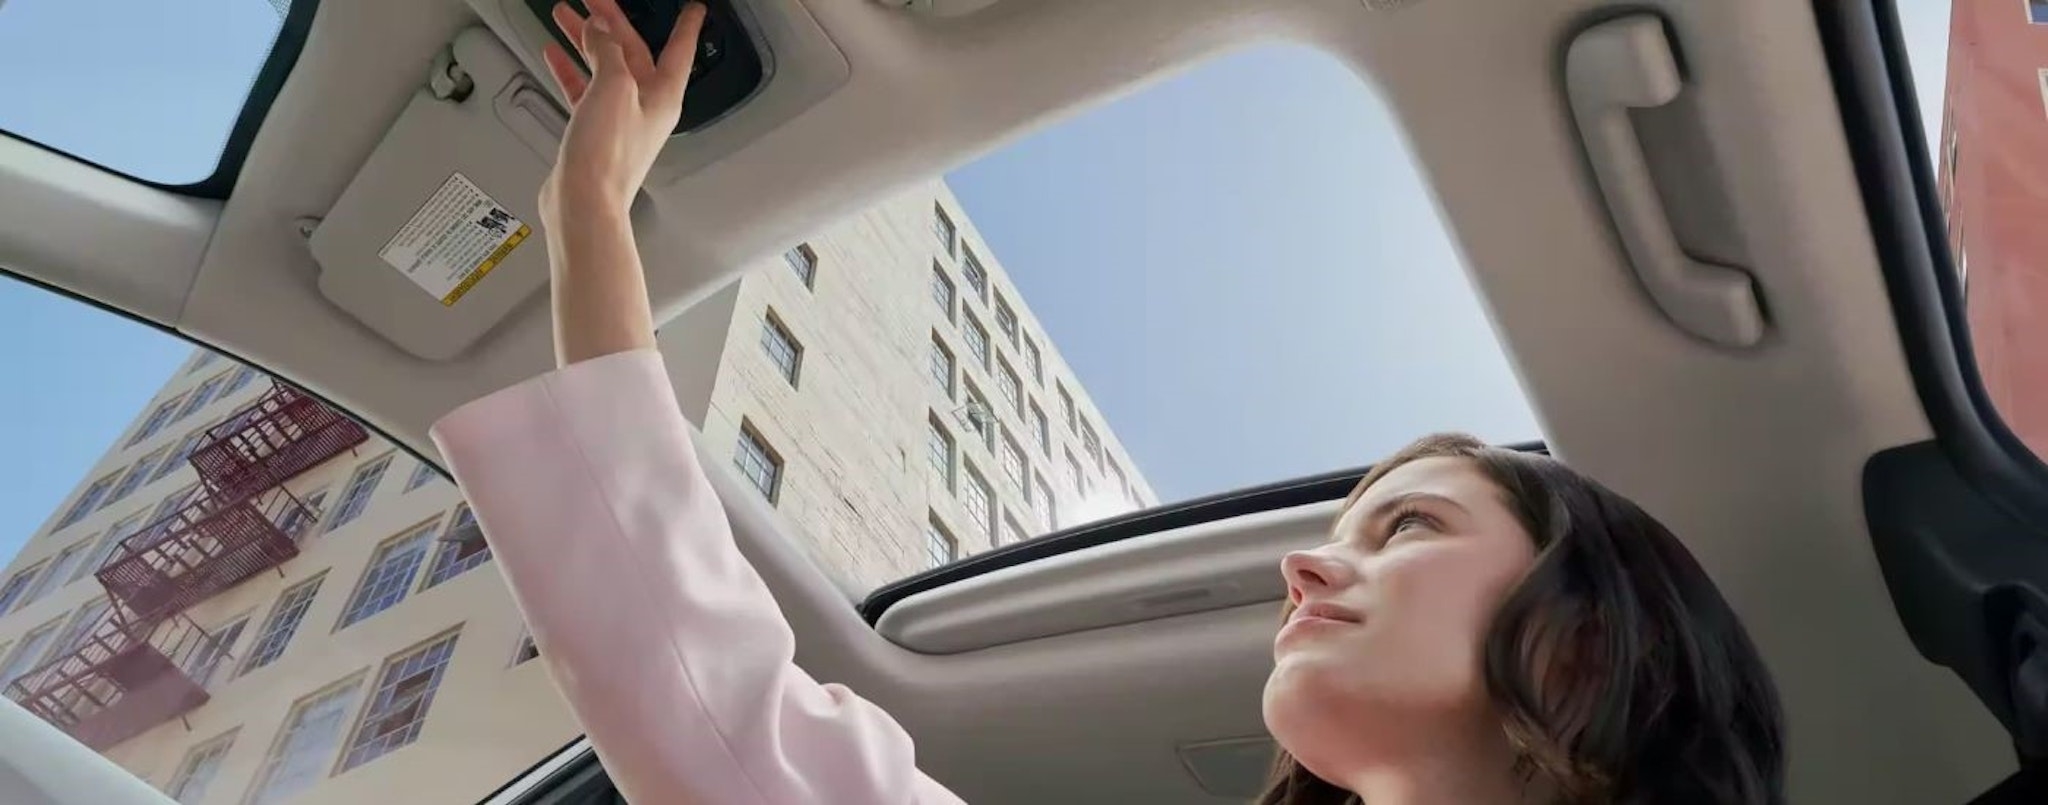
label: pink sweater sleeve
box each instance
[429,349,964,805]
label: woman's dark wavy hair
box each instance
[1256,434,1785,804]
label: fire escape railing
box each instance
[3,378,364,749]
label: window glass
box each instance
[0,0,294,185]
[326,456,393,533]
[734,424,782,501]
[340,632,460,771]
[248,679,362,805]
[337,525,435,629]
[165,731,235,804]
[422,506,491,589]
[243,574,324,673]
[1901,1,2048,465]
[784,245,818,288]
[759,312,803,386]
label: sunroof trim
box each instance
[857,439,1550,625]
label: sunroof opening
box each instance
[0,0,296,188]
[683,44,1542,593]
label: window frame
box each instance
[166,729,238,804]
[930,262,957,321]
[759,309,804,387]
[421,504,491,589]
[925,514,958,569]
[337,630,462,773]
[962,462,995,537]
[784,243,819,288]
[241,573,326,675]
[246,674,365,805]
[927,414,957,492]
[325,454,394,534]
[928,333,958,399]
[335,522,438,630]
[0,0,322,199]
[734,421,784,503]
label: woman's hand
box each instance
[539,0,706,222]
[535,0,705,367]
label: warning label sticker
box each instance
[378,172,531,307]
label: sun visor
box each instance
[311,0,848,360]
[310,28,579,360]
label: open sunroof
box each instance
[0,0,316,197]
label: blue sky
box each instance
[0,2,1958,559]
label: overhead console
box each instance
[518,0,766,133]
[307,0,847,361]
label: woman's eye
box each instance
[1388,512,1431,538]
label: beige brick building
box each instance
[0,180,1153,804]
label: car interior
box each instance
[4,0,2048,802]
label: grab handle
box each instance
[1566,15,1765,348]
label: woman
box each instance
[431,3,1786,803]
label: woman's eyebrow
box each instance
[1361,491,1470,528]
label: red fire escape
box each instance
[3,379,368,749]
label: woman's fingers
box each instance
[543,42,589,105]
[583,0,658,79]
[551,1,586,55]
[652,2,708,97]
[580,13,633,86]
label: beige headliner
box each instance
[0,0,2017,801]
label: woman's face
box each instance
[1262,456,1540,775]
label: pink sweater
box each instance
[432,349,966,805]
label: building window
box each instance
[1034,473,1056,531]
[165,729,235,802]
[1031,403,1050,457]
[326,455,393,533]
[243,575,324,673]
[403,461,441,493]
[961,247,989,300]
[964,383,996,451]
[0,619,61,686]
[151,428,208,483]
[222,364,260,396]
[172,374,227,423]
[52,598,111,658]
[1108,458,1131,505]
[78,514,145,583]
[1081,420,1103,466]
[0,563,48,615]
[337,525,436,629]
[1000,433,1027,494]
[2032,0,2048,23]
[927,416,956,491]
[166,730,236,804]
[994,295,1020,348]
[277,489,327,540]
[181,615,249,690]
[512,630,541,665]
[340,632,460,772]
[998,362,1022,414]
[734,423,783,502]
[929,334,957,398]
[964,313,991,369]
[1024,337,1043,385]
[23,542,89,607]
[422,505,491,589]
[759,310,804,387]
[187,351,220,375]
[54,472,120,530]
[102,446,168,511]
[150,484,201,525]
[1066,450,1088,497]
[128,396,184,447]
[963,464,995,536]
[1058,383,1076,431]
[784,244,818,288]
[925,515,957,569]
[247,678,364,805]
[931,263,957,321]
[933,203,957,255]
[1001,515,1027,547]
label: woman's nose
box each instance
[1281,549,1352,602]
